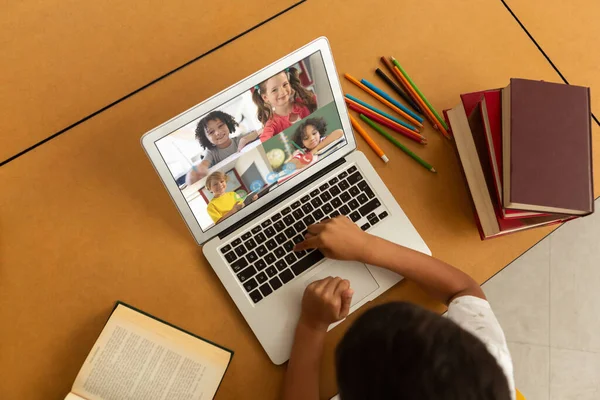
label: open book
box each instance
[65,302,233,400]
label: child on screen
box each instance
[205,171,257,223]
[292,117,344,155]
[252,67,317,142]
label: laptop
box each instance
[141,37,430,364]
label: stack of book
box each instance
[445,78,594,239]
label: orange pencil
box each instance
[345,98,426,143]
[380,56,423,109]
[349,115,389,163]
[344,73,423,129]
[392,65,451,140]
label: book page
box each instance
[71,304,231,400]
[64,393,87,400]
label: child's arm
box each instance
[294,217,484,305]
[236,130,261,151]
[283,277,353,400]
[185,160,211,186]
[218,202,244,221]
[308,129,344,154]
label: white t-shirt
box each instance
[447,295,516,400]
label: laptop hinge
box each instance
[218,157,347,239]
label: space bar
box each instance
[291,250,325,276]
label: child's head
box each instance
[336,302,511,400]
[252,67,317,123]
[195,110,239,149]
[293,117,327,150]
[205,171,228,197]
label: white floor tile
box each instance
[549,203,600,352]
[508,342,549,400]
[483,238,551,346]
[550,348,600,400]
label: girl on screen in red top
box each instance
[252,67,317,142]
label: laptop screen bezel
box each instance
[141,37,357,245]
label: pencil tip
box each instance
[381,155,389,163]
[431,168,437,173]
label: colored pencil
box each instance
[349,115,389,163]
[375,68,423,114]
[361,78,423,123]
[391,57,450,131]
[380,56,423,112]
[360,115,436,173]
[392,65,452,140]
[345,94,418,133]
[290,141,305,154]
[344,73,423,129]
[345,98,426,144]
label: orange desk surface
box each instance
[1,0,598,398]
[0,0,300,163]
[505,0,600,117]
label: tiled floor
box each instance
[484,198,600,400]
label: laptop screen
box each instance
[155,50,349,232]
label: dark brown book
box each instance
[502,78,594,215]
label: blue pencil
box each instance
[360,78,424,123]
[345,94,417,132]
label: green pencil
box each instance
[391,57,450,131]
[360,114,436,173]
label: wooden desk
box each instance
[505,0,600,117]
[0,0,300,162]
[1,0,598,398]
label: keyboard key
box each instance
[290,250,325,276]
[303,215,315,226]
[271,213,282,221]
[281,207,291,215]
[302,203,314,214]
[224,251,237,263]
[265,253,276,265]
[319,183,329,191]
[292,235,304,244]
[310,189,320,197]
[284,241,295,252]
[251,226,262,234]
[261,220,272,228]
[313,209,324,221]
[285,253,297,265]
[292,209,304,220]
[338,171,348,179]
[361,223,370,231]
[249,290,263,303]
[358,181,369,191]
[364,187,375,199]
[357,193,368,204]
[247,251,259,264]
[322,203,333,214]
[259,283,273,297]
[275,259,288,271]
[264,227,276,238]
[255,232,266,243]
[266,266,278,277]
[296,249,307,258]
[242,232,252,240]
[349,186,360,197]
[274,221,286,232]
[283,215,295,226]
[300,195,310,203]
[379,211,389,219]
[329,186,341,197]
[339,205,350,215]
[340,192,351,202]
[232,238,242,247]
[234,245,247,257]
[255,259,267,271]
[256,272,268,284]
[311,197,323,208]
[245,238,257,250]
[220,244,231,254]
[359,199,382,217]
[338,180,350,191]
[368,215,380,225]
[291,201,302,209]
[256,245,267,257]
[329,177,339,185]
[279,269,294,283]
[265,239,277,250]
[349,211,361,222]
[347,171,363,185]
[320,192,332,202]
[294,220,305,232]
[330,211,340,218]
[244,278,258,292]
[274,247,286,259]
[348,166,357,173]
[284,227,296,239]
[349,199,359,210]
[269,276,283,290]
[275,233,287,245]
[367,212,376,220]
[331,197,342,208]
[231,258,248,272]
[237,266,257,282]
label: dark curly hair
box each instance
[195,110,239,149]
[292,117,327,150]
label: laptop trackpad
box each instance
[303,260,380,308]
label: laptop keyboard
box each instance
[218,165,389,304]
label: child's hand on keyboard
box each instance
[294,216,373,262]
[299,276,354,331]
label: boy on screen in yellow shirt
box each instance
[206,171,257,224]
